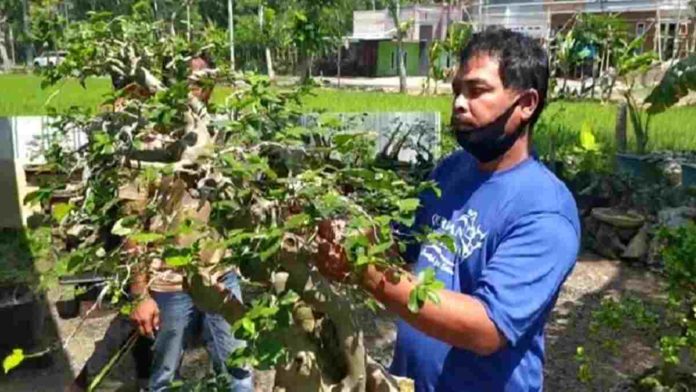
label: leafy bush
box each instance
[578,224,696,390]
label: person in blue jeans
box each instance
[127,54,252,392]
[131,271,253,392]
[315,28,580,391]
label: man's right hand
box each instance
[130,297,160,338]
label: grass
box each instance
[0,227,52,288]
[1,74,695,152]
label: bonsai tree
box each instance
[7,3,444,390]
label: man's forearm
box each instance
[130,271,149,297]
[361,265,505,356]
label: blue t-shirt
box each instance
[390,151,580,392]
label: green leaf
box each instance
[279,290,300,306]
[3,349,24,374]
[285,213,310,230]
[259,240,281,262]
[256,339,286,369]
[646,53,696,114]
[426,290,441,306]
[368,239,394,256]
[241,318,256,335]
[52,203,74,222]
[165,255,191,267]
[397,198,420,213]
[128,232,165,245]
[111,218,134,236]
[579,122,599,151]
[407,290,421,314]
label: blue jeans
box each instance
[150,273,253,392]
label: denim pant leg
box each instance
[150,290,199,392]
[201,272,254,392]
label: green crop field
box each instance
[1,74,694,152]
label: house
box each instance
[545,0,694,60]
[468,0,549,39]
[335,4,464,77]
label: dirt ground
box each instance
[0,253,667,391]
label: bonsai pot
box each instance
[0,284,52,370]
[682,163,696,188]
[616,153,661,182]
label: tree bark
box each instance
[389,0,407,94]
[615,102,628,153]
[0,14,12,72]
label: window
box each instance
[403,51,408,67]
[679,22,688,36]
[391,51,396,70]
[636,22,646,37]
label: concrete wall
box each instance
[0,117,85,228]
[300,112,441,163]
[376,41,421,76]
[0,118,41,228]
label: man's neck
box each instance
[477,135,531,173]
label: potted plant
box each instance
[645,54,696,188]
[611,35,659,180]
[0,228,51,369]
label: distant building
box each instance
[319,0,694,78]
[334,4,464,77]
[546,0,694,60]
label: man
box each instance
[316,28,580,391]
[128,55,253,392]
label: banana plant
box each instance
[646,53,696,114]
[613,35,657,154]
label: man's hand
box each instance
[130,297,160,338]
[314,220,352,282]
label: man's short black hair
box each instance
[459,27,549,131]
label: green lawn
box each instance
[1,74,695,152]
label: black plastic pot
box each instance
[0,285,48,371]
[56,297,79,319]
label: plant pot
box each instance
[0,285,45,351]
[682,163,696,188]
[55,297,79,319]
[616,153,661,182]
[591,208,645,229]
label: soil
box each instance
[0,253,668,391]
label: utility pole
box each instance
[228,0,235,70]
[478,0,483,32]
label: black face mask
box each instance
[452,99,525,163]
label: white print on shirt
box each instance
[422,209,487,275]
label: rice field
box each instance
[1,74,694,152]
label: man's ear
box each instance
[518,90,539,124]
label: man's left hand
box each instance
[314,219,352,283]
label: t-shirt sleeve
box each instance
[472,213,579,347]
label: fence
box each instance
[0,112,441,228]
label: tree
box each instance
[0,1,15,70]
[6,5,445,390]
[424,22,471,95]
[387,0,409,93]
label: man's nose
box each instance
[453,94,468,113]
